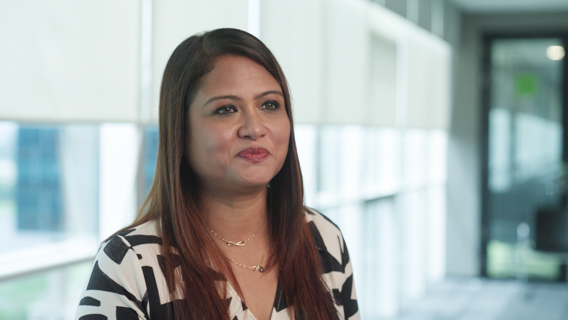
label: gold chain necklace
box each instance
[226,250,267,273]
[209,224,263,247]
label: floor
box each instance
[392,278,568,320]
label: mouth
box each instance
[236,148,269,163]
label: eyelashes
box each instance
[260,101,280,111]
[213,100,281,115]
[213,105,237,115]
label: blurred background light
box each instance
[546,45,565,60]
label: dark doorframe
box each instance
[480,32,568,278]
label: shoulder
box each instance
[101,220,163,265]
[304,207,345,261]
[92,220,164,293]
[75,221,164,319]
[305,206,341,231]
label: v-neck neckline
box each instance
[225,280,284,320]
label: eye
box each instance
[214,105,237,115]
[261,101,280,111]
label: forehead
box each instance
[196,55,280,96]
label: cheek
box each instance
[275,120,291,154]
[190,122,234,161]
[188,120,216,172]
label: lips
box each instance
[236,148,269,163]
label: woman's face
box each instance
[187,55,290,194]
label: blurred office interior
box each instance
[0,0,567,319]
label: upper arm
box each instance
[338,235,359,320]
[75,235,149,320]
[306,209,360,320]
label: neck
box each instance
[201,186,269,241]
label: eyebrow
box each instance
[203,90,284,106]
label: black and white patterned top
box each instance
[74,209,360,320]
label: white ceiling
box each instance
[445,0,568,13]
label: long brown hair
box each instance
[130,28,338,319]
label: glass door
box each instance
[483,37,566,280]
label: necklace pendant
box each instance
[258,265,265,273]
[227,241,245,247]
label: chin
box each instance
[232,175,274,189]
[232,167,278,186]
[238,178,272,189]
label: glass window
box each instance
[361,197,400,319]
[317,126,341,196]
[0,261,92,319]
[402,129,428,189]
[143,125,159,196]
[0,122,99,256]
[376,128,402,192]
[338,126,366,198]
[294,124,318,206]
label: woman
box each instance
[75,28,359,320]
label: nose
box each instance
[237,110,267,140]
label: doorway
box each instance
[481,35,567,281]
